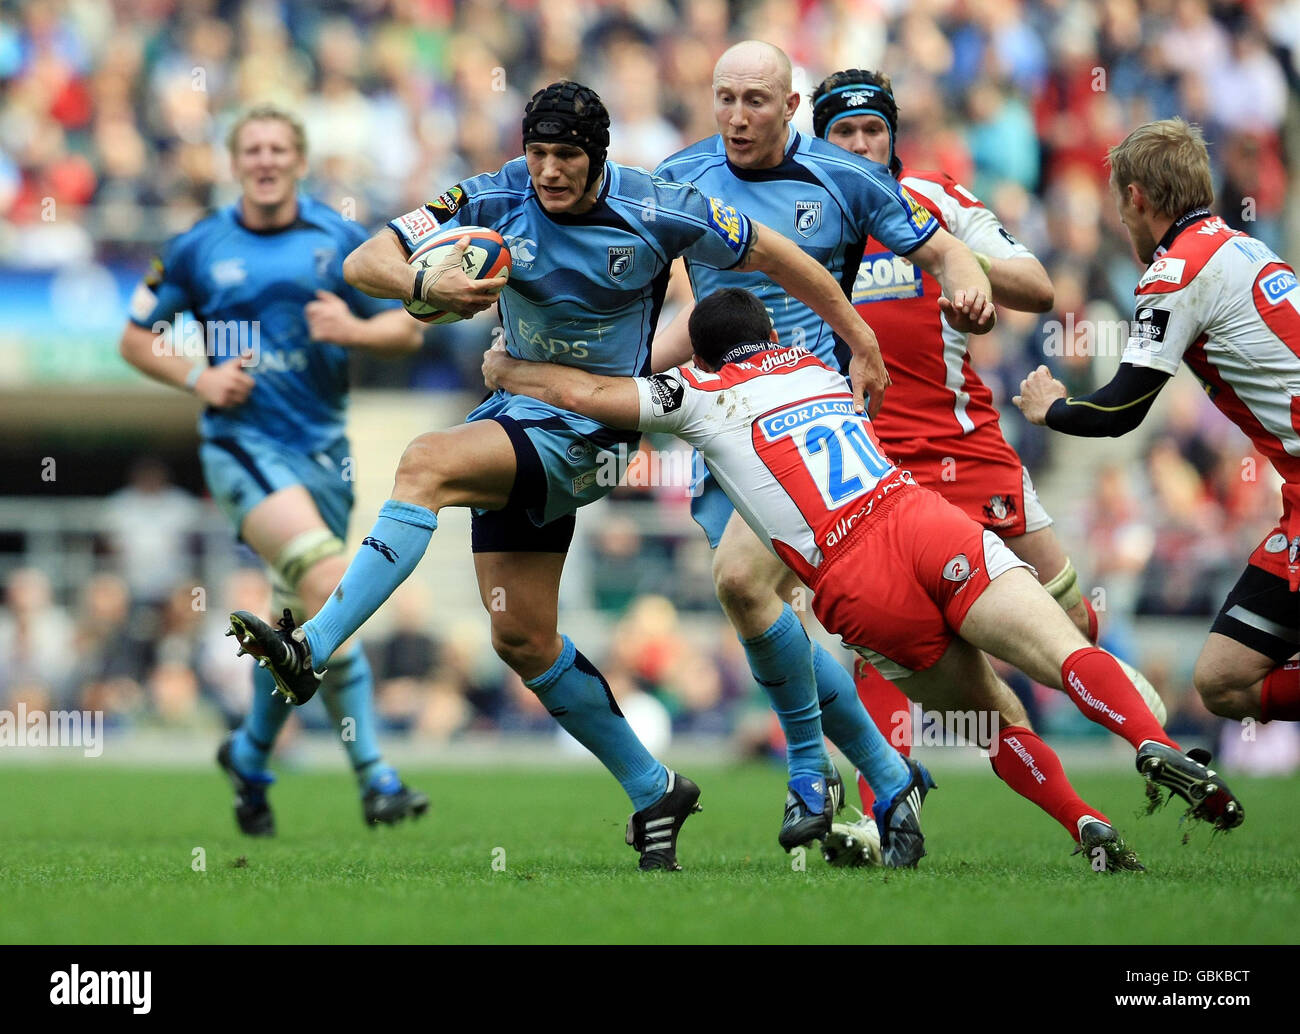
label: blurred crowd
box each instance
[2,0,1298,765]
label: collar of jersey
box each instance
[717,340,774,366]
[531,165,615,225]
[1153,206,1213,257]
[229,196,321,236]
[723,126,807,182]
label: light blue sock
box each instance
[232,665,291,773]
[813,644,910,803]
[318,643,386,788]
[302,500,437,664]
[740,605,830,781]
[526,635,667,810]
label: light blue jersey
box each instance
[655,128,939,372]
[130,195,398,455]
[656,129,939,548]
[389,159,756,525]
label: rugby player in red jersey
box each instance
[811,70,1166,857]
[486,287,1248,868]
[1018,118,1300,729]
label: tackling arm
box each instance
[482,347,642,431]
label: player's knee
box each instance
[1192,662,1250,719]
[489,622,552,676]
[712,554,770,618]
[393,432,453,507]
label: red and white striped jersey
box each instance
[1120,214,1300,519]
[634,345,901,582]
[851,168,1033,460]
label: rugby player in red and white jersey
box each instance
[485,287,1248,868]
[810,70,1165,851]
[1018,117,1300,728]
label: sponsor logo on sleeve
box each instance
[942,553,971,582]
[393,206,440,245]
[129,283,158,321]
[998,227,1019,247]
[428,185,465,220]
[1129,306,1171,352]
[143,255,164,289]
[1259,269,1298,304]
[794,201,822,238]
[1137,256,1186,288]
[900,187,933,233]
[646,373,685,416]
[607,245,635,281]
[707,197,746,252]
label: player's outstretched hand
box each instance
[938,290,996,334]
[421,236,509,319]
[481,340,510,391]
[194,355,255,408]
[305,290,361,344]
[1013,365,1067,425]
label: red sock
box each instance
[1082,596,1100,644]
[1061,647,1178,751]
[853,658,912,812]
[1261,660,1300,722]
[990,726,1106,842]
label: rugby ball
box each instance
[405,225,511,324]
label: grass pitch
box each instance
[1,761,1296,944]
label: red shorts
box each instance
[1248,483,1300,591]
[882,428,1050,537]
[812,481,1030,678]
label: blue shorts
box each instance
[467,391,639,528]
[199,431,354,541]
[689,458,737,550]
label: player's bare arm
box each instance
[118,321,254,408]
[736,220,889,417]
[304,290,424,354]
[343,228,507,319]
[983,254,1053,313]
[1014,362,1171,431]
[907,228,996,334]
[482,346,641,430]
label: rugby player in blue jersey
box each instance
[119,105,429,835]
[228,81,905,870]
[650,41,997,860]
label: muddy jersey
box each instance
[633,345,901,581]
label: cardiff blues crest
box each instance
[795,201,822,238]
